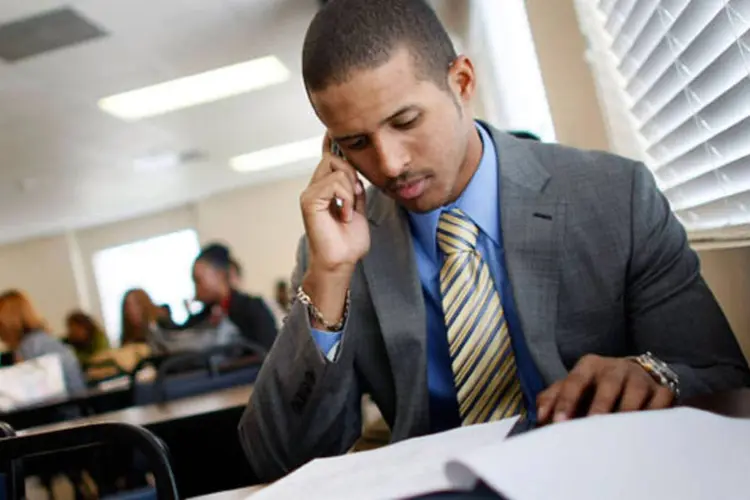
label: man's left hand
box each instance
[536,354,675,424]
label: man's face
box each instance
[310,48,477,213]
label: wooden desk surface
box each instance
[21,384,253,436]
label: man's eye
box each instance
[346,137,369,151]
[393,115,420,129]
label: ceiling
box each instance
[0,0,327,245]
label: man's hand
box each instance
[536,354,675,424]
[299,136,370,327]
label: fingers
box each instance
[302,171,357,221]
[549,357,597,422]
[536,381,563,425]
[647,385,675,410]
[322,134,333,155]
[311,152,359,188]
[616,375,652,412]
[586,364,627,415]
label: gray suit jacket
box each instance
[239,126,750,481]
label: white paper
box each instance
[250,416,518,500]
[0,354,66,411]
[447,407,750,500]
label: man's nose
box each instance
[373,136,410,178]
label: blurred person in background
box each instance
[65,310,110,365]
[120,288,165,345]
[0,289,86,395]
[268,279,292,328]
[191,243,277,351]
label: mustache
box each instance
[386,172,429,191]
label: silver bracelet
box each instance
[296,286,350,331]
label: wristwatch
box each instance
[629,351,680,398]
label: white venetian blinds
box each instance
[577,0,750,232]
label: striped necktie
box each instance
[437,208,524,424]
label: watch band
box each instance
[628,351,680,398]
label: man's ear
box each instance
[448,55,477,105]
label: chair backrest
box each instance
[0,421,23,500]
[132,340,264,405]
[0,422,179,500]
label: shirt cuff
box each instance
[310,328,343,362]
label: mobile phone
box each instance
[330,141,345,210]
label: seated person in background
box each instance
[268,279,292,328]
[121,287,216,354]
[0,290,86,395]
[191,243,277,352]
[65,310,110,365]
[120,288,169,346]
[239,0,750,481]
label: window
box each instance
[468,0,556,142]
[92,229,201,346]
[576,0,750,234]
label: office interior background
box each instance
[0,0,748,361]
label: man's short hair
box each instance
[302,0,457,92]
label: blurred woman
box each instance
[120,288,163,346]
[65,310,110,365]
[0,289,86,395]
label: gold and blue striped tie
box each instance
[437,208,524,425]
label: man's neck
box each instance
[450,125,484,203]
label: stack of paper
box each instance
[251,408,750,500]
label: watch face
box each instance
[649,354,678,381]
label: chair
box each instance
[0,421,23,500]
[131,340,264,405]
[0,422,178,500]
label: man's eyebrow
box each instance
[332,105,420,143]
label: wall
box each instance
[195,176,308,299]
[698,247,750,361]
[0,235,79,335]
[524,0,611,151]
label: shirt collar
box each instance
[408,122,500,263]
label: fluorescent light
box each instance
[230,137,321,173]
[98,56,290,120]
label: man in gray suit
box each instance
[239,0,750,481]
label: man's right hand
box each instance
[298,136,370,327]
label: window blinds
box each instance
[577,0,750,232]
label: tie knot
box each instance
[437,208,479,254]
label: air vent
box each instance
[0,7,106,63]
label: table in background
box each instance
[19,384,255,498]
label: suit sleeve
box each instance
[238,237,363,482]
[627,162,750,399]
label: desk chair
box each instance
[0,422,178,500]
[131,340,264,405]
[0,421,23,500]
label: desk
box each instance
[18,384,254,498]
[22,383,253,435]
[197,388,750,500]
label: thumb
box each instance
[354,180,367,215]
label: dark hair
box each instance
[196,243,231,271]
[302,0,457,92]
[66,310,104,342]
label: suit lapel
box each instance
[362,193,430,437]
[490,127,569,383]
